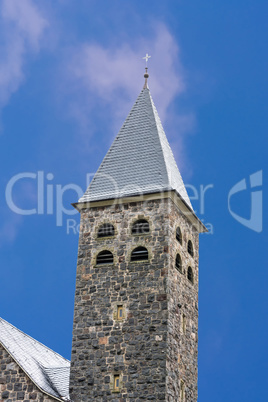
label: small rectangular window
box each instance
[117,306,123,320]
[114,374,120,391]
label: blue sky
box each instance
[0,1,267,400]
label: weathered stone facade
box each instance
[70,196,199,401]
[0,344,57,402]
[166,201,199,401]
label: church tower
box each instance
[69,67,207,401]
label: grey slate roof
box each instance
[79,87,192,209]
[0,317,70,401]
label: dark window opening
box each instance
[98,223,115,238]
[131,246,148,262]
[132,219,150,235]
[176,227,182,244]
[175,253,182,273]
[96,250,114,265]
[187,266,194,283]
[187,240,194,257]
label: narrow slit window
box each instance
[175,253,182,273]
[180,380,185,402]
[117,305,123,320]
[132,219,150,235]
[131,246,148,262]
[176,227,182,244]
[98,223,115,238]
[96,250,113,265]
[181,314,186,334]
[187,266,194,284]
[187,240,194,257]
[114,374,120,392]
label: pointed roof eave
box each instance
[147,90,193,210]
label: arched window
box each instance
[176,227,182,244]
[175,253,182,273]
[187,267,194,284]
[97,223,115,238]
[132,219,150,235]
[187,240,194,257]
[96,250,113,265]
[131,246,148,262]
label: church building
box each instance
[0,66,206,401]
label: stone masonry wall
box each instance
[166,202,199,402]
[0,344,57,402]
[70,199,170,401]
[70,197,199,401]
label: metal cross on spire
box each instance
[142,53,151,67]
[142,53,151,89]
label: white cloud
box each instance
[66,24,185,128]
[0,0,48,109]
[62,23,195,175]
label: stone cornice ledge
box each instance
[72,190,208,234]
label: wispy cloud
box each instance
[0,0,48,111]
[0,172,40,246]
[64,24,185,130]
[60,23,196,175]
[0,212,23,246]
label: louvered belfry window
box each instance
[187,240,194,257]
[175,253,182,273]
[187,266,194,283]
[96,250,114,265]
[97,223,115,238]
[132,219,150,235]
[131,246,148,262]
[176,227,182,244]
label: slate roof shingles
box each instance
[79,87,192,209]
[0,317,70,401]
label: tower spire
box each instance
[142,53,151,89]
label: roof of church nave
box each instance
[0,317,70,401]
